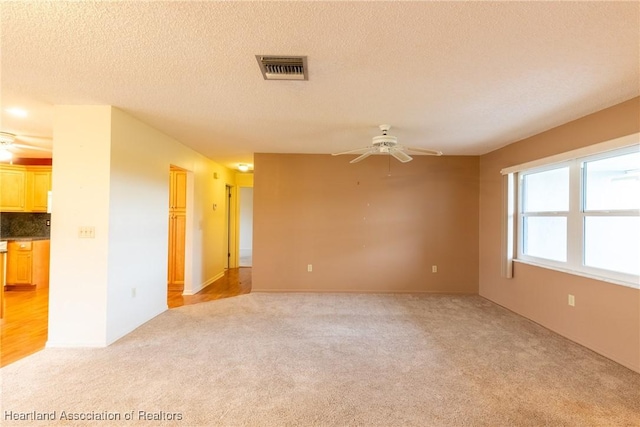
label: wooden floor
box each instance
[0,286,49,367]
[168,267,252,308]
[1,268,251,367]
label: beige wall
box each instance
[253,154,479,293]
[479,97,640,372]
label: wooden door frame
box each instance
[225,184,239,270]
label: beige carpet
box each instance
[1,293,639,426]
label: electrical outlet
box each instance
[78,226,95,238]
[568,294,575,307]
[46,220,50,226]
[307,264,313,272]
[432,265,438,273]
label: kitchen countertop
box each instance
[0,237,50,241]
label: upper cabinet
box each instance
[29,169,52,211]
[169,168,187,212]
[0,166,26,211]
[0,165,52,212]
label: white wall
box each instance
[48,106,113,346]
[48,105,235,347]
[239,186,253,256]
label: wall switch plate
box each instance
[132,288,137,298]
[307,264,313,272]
[432,265,437,273]
[568,294,575,307]
[78,226,95,238]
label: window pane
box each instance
[523,216,567,261]
[584,151,640,211]
[523,167,569,212]
[584,217,640,275]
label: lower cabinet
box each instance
[167,213,186,291]
[6,240,50,288]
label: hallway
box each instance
[167,268,252,308]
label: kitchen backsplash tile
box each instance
[0,212,51,239]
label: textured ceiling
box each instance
[1,1,639,167]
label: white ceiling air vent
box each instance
[256,55,308,80]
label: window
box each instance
[517,146,640,287]
[582,150,640,276]
[521,166,569,262]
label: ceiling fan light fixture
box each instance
[0,132,16,144]
[332,124,443,163]
[0,148,13,161]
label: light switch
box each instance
[79,226,95,238]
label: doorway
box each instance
[238,187,253,267]
[225,184,232,269]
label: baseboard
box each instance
[252,288,477,295]
[46,306,168,349]
[479,295,640,374]
[183,271,225,296]
[46,340,107,348]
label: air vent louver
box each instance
[256,55,308,80]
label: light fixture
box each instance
[0,132,16,144]
[0,148,12,161]
[5,107,28,118]
[238,164,250,172]
[0,132,15,161]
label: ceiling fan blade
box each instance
[390,149,413,163]
[16,134,52,143]
[403,146,443,156]
[350,151,374,163]
[12,143,51,152]
[332,146,372,156]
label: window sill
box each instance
[513,259,640,290]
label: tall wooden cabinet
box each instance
[168,167,187,291]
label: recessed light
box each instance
[5,107,28,118]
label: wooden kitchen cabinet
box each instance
[0,166,26,211]
[6,240,50,288]
[168,167,187,291]
[0,165,51,212]
[28,168,52,212]
[169,168,187,212]
[168,212,186,290]
[0,252,5,319]
[7,241,33,285]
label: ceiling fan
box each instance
[0,131,51,161]
[332,124,443,164]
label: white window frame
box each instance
[518,162,572,268]
[515,145,640,289]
